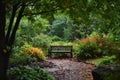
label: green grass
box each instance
[86,56,117,66]
[86,57,104,66]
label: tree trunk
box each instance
[0,53,9,80]
[0,0,9,80]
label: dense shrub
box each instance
[23,47,46,61]
[96,35,120,63]
[103,43,120,63]
[76,32,120,61]
[9,43,36,66]
[76,39,99,61]
[9,43,44,66]
[7,66,55,80]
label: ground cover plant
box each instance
[7,66,55,80]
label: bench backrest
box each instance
[49,46,72,50]
[49,46,72,52]
[48,46,73,58]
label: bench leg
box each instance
[70,52,73,58]
[49,52,52,58]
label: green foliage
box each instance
[16,19,36,44]
[23,47,46,61]
[49,15,75,41]
[99,56,116,66]
[30,16,49,33]
[30,33,52,55]
[15,17,49,47]
[50,16,68,39]
[7,66,55,80]
[10,43,36,66]
[13,17,51,55]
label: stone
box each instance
[92,64,120,80]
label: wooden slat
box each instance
[48,45,73,58]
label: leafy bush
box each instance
[23,47,45,61]
[7,66,55,80]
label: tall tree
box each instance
[0,0,26,79]
[0,0,7,79]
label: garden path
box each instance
[43,59,96,80]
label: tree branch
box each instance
[8,3,25,46]
[23,3,77,16]
[23,8,58,16]
[5,4,18,44]
[0,0,6,50]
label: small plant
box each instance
[23,47,46,61]
[7,66,55,80]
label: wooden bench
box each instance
[48,46,73,58]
